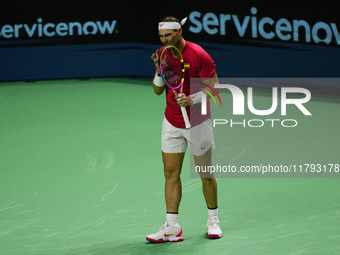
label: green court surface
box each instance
[0,77,339,254]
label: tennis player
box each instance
[146,16,222,242]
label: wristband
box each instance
[190,91,205,104]
[153,74,165,87]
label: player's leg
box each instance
[193,147,217,209]
[187,119,222,239]
[146,118,186,243]
[194,148,222,239]
[162,151,185,213]
[146,152,185,243]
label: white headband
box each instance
[158,17,188,30]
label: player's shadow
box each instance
[64,235,215,255]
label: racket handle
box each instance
[181,106,191,129]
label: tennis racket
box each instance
[158,45,191,129]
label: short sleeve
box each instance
[197,49,216,79]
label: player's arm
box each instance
[178,73,219,106]
[152,73,166,95]
[200,72,220,100]
[151,50,166,95]
[176,73,220,107]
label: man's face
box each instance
[159,29,181,46]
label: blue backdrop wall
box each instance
[1,0,339,82]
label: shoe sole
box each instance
[207,233,222,239]
[146,236,184,242]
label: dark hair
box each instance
[160,16,180,23]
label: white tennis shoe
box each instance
[146,221,183,243]
[207,216,222,239]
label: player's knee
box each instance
[200,174,216,182]
[164,165,181,180]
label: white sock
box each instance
[166,213,179,226]
[208,207,218,218]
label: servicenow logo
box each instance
[0,18,117,39]
[189,7,340,45]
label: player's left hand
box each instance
[176,93,191,107]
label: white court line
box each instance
[101,181,118,205]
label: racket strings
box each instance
[160,49,183,88]
[158,46,191,129]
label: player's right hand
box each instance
[151,49,159,70]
